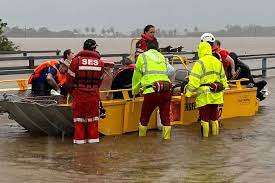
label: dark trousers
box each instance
[140,90,171,126]
[31,82,51,96]
[199,104,219,122]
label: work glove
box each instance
[50,89,61,96]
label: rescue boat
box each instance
[0,54,259,136]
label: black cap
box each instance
[83,39,98,51]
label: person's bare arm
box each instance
[46,73,60,91]
[225,55,236,77]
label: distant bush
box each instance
[0,19,18,51]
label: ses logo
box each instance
[82,59,99,66]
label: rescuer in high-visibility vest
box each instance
[132,40,172,140]
[185,41,228,137]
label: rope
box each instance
[3,93,58,107]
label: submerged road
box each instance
[0,77,274,183]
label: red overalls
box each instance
[66,50,104,144]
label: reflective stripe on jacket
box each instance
[185,42,228,108]
[132,49,170,95]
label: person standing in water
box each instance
[66,39,105,144]
[132,41,172,140]
[185,41,228,137]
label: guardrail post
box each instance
[23,52,27,56]
[122,55,127,60]
[262,57,267,78]
[29,56,35,69]
[56,50,61,56]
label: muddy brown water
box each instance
[0,38,275,182]
[0,77,273,183]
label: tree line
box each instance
[5,24,275,38]
[3,20,275,51]
[4,26,184,38]
[186,25,275,37]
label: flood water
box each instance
[0,82,274,183]
[0,38,275,182]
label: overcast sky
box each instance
[1,0,275,33]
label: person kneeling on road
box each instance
[132,40,172,140]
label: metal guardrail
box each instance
[0,52,130,75]
[0,51,275,77]
[0,50,61,56]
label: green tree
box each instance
[0,19,18,51]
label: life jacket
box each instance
[28,60,66,85]
[135,34,157,58]
[72,50,104,91]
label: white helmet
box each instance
[200,33,215,43]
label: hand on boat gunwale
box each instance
[51,90,61,96]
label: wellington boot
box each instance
[211,120,219,136]
[162,126,171,140]
[201,121,209,137]
[138,123,147,137]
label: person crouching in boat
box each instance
[184,41,228,137]
[135,24,157,58]
[28,50,73,96]
[66,39,105,144]
[132,40,172,140]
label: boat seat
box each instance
[174,69,188,85]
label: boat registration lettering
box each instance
[185,102,196,111]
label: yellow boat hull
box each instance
[0,79,259,136]
[99,86,258,135]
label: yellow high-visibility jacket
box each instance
[132,49,170,95]
[185,42,228,108]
